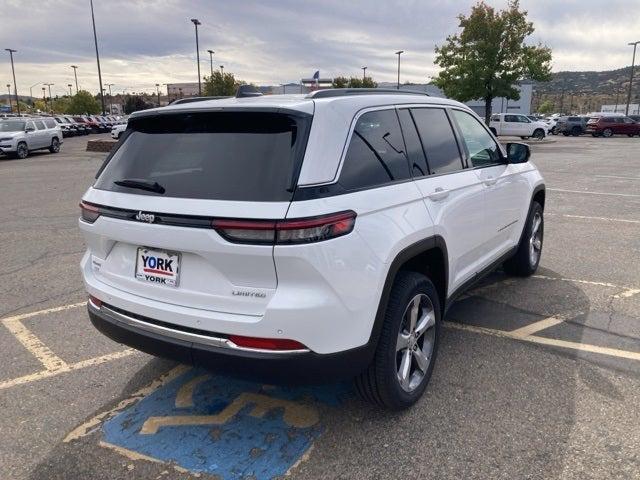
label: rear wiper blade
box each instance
[114,178,165,194]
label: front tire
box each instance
[602,128,613,138]
[504,201,543,276]
[533,128,545,140]
[15,141,29,159]
[49,137,60,153]
[355,271,440,410]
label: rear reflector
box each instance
[212,210,356,245]
[88,295,102,308]
[228,335,307,351]
[80,201,101,223]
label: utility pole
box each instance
[625,41,639,116]
[395,51,404,90]
[70,65,79,93]
[5,49,20,115]
[89,0,106,114]
[191,19,202,95]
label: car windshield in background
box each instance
[94,111,311,202]
[0,121,25,132]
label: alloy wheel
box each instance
[396,294,436,392]
[17,143,28,159]
[529,212,543,267]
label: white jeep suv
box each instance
[79,90,545,409]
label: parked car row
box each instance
[54,115,127,137]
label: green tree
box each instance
[124,95,152,114]
[51,97,70,114]
[332,76,378,88]
[537,99,554,114]
[67,90,101,115]
[203,71,245,96]
[433,1,552,123]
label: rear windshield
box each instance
[94,111,311,202]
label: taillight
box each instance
[211,210,356,245]
[80,201,100,223]
[88,295,102,308]
[228,335,307,351]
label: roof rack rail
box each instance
[169,96,231,105]
[307,88,430,99]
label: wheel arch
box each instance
[367,236,449,351]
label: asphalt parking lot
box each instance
[1,133,639,480]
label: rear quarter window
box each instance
[94,111,310,202]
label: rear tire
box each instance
[504,201,543,277]
[602,128,613,137]
[355,271,440,410]
[571,126,581,136]
[49,137,60,153]
[533,128,545,140]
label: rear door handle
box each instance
[483,176,497,186]
[428,187,449,201]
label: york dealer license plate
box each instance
[135,248,180,287]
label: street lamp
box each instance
[5,48,20,115]
[41,87,47,112]
[155,83,161,107]
[395,51,404,90]
[220,65,224,76]
[105,83,114,113]
[625,41,640,116]
[70,65,79,93]
[6,84,11,112]
[89,0,106,114]
[207,49,215,78]
[44,83,54,113]
[362,66,367,81]
[67,84,73,97]
[191,18,202,95]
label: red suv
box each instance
[586,115,640,137]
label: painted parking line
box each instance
[546,213,640,225]
[444,321,640,362]
[3,317,69,371]
[95,368,347,479]
[547,188,640,198]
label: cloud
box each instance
[1,0,639,96]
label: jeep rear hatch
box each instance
[81,110,312,317]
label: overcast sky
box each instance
[1,0,639,97]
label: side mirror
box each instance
[25,126,35,132]
[506,142,530,163]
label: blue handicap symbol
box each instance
[103,367,349,479]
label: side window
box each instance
[26,121,35,131]
[397,109,429,177]
[491,115,500,122]
[517,115,531,123]
[34,120,46,130]
[505,115,519,123]
[44,119,56,128]
[451,109,503,168]
[338,109,410,191]
[411,108,464,175]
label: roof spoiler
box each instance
[236,85,263,98]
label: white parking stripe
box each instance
[547,213,640,224]
[595,175,640,181]
[0,301,86,324]
[548,188,640,198]
[509,317,566,338]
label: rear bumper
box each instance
[88,301,371,383]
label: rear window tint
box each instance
[94,112,310,202]
[411,108,464,175]
[44,118,56,128]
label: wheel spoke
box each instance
[533,238,542,250]
[408,296,420,333]
[396,332,410,352]
[414,311,435,338]
[532,216,541,235]
[398,349,412,388]
[413,346,430,373]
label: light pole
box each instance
[42,87,47,112]
[155,83,161,106]
[207,49,214,78]
[191,18,202,95]
[89,0,106,114]
[220,65,224,76]
[6,84,11,112]
[5,48,20,115]
[625,41,640,116]
[105,83,114,113]
[70,65,79,93]
[45,83,54,113]
[68,84,73,97]
[395,50,404,90]
[362,66,367,81]
[29,82,41,103]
